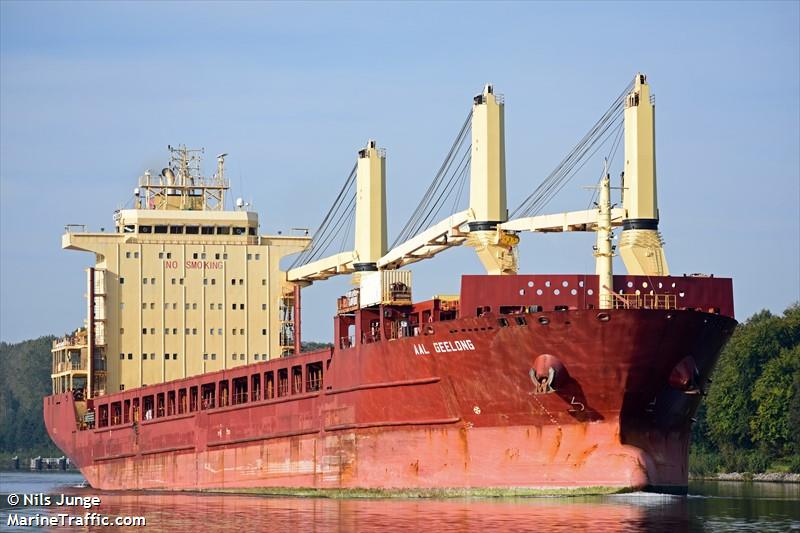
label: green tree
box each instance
[705,305,800,452]
[0,336,60,454]
[750,344,800,455]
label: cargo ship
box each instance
[44,75,736,495]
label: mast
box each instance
[353,140,387,273]
[466,84,519,275]
[619,74,669,276]
[595,163,614,309]
[135,145,229,212]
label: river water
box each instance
[0,472,797,532]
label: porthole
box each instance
[536,289,543,296]
[587,289,594,295]
[554,289,560,295]
[627,281,634,288]
[537,316,550,325]
[596,312,611,322]
[562,280,569,287]
[570,289,577,295]
[528,281,534,288]
[545,280,551,288]
[519,289,525,296]
[578,280,585,288]
[642,281,649,288]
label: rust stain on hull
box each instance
[44,298,736,494]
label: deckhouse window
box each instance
[169,225,183,234]
[186,226,199,235]
[201,383,215,409]
[278,369,289,397]
[139,225,152,233]
[265,371,275,399]
[154,225,168,234]
[219,380,229,407]
[201,226,214,235]
[232,377,248,405]
[251,374,261,401]
[189,386,198,412]
[307,362,323,392]
[178,389,187,414]
[233,227,246,235]
[292,366,302,394]
[216,226,230,235]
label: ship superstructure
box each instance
[45,75,735,494]
[53,146,309,397]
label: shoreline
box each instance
[690,473,800,483]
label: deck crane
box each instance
[287,74,669,312]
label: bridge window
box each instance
[201,226,214,235]
[154,225,168,234]
[216,226,230,235]
[139,225,152,233]
[186,226,199,234]
[169,225,183,234]
[233,227,246,235]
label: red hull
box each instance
[44,275,736,493]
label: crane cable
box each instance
[290,164,357,268]
[392,110,473,248]
[510,79,634,219]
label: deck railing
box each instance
[612,293,677,310]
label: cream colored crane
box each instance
[287,75,667,290]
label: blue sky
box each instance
[1,1,798,343]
